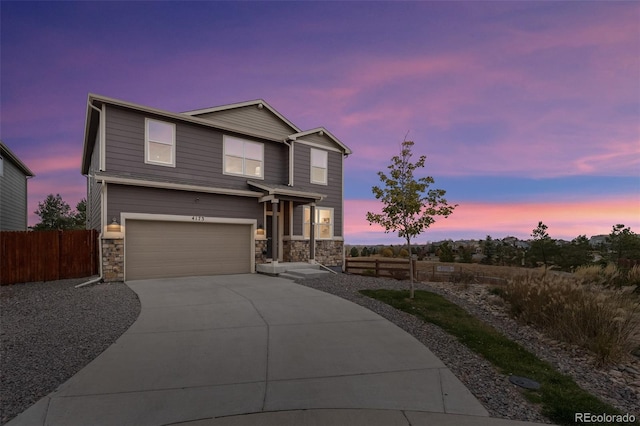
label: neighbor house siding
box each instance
[291,145,343,237]
[106,184,263,223]
[194,105,296,141]
[104,106,289,190]
[0,158,28,230]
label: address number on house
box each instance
[192,216,205,222]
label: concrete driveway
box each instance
[7,274,548,426]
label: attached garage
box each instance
[125,219,253,280]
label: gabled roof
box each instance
[288,127,353,155]
[183,99,302,134]
[0,141,35,177]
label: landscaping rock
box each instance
[300,274,640,421]
[0,278,140,425]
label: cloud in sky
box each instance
[347,196,640,244]
[1,1,638,241]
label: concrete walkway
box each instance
[7,274,551,426]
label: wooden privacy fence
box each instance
[0,230,99,285]
[345,258,418,280]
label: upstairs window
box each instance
[303,206,334,239]
[310,148,327,184]
[145,119,176,166]
[224,136,264,178]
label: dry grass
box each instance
[415,260,539,280]
[502,271,640,366]
[410,261,640,365]
[574,263,620,286]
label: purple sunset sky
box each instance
[1,1,638,244]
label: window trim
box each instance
[223,135,264,179]
[310,148,328,185]
[0,155,3,177]
[144,118,176,167]
[303,206,334,240]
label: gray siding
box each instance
[298,133,337,150]
[194,105,297,141]
[0,157,28,230]
[105,106,288,191]
[87,131,102,230]
[291,145,343,237]
[107,184,263,223]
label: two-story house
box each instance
[80,94,351,281]
[0,141,35,231]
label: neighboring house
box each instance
[0,141,35,231]
[80,94,351,281]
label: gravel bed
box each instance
[299,273,556,423]
[0,278,140,425]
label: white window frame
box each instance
[223,135,264,179]
[0,156,3,177]
[310,148,328,185]
[145,118,176,167]
[303,206,334,240]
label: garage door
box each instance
[125,220,252,280]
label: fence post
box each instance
[375,259,379,277]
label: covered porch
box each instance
[248,180,326,267]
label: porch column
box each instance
[309,204,315,261]
[271,199,279,263]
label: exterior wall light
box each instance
[257,224,265,235]
[107,217,121,233]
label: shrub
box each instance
[350,246,359,257]
[488,287,506,298]
[399,248,409,258]
[501,273,639,366]
[381,248,394,257]
[389,269,409,280]
[574,263,624,287]
[449,270,475,284]
[361,246,370,257]
[627,264,640,288]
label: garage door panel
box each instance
[126,220,252,280]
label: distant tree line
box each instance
[347,222,640,273]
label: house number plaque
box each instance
[192,216,205,222]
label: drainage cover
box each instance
[509,375,541,390]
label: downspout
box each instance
[75,179,105,288]
[76,102,104,289]
[283,138,294,186]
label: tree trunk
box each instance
[408,238,414,299]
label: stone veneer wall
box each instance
[255,240,268,265]
[102,238,124,282]
[283,240,309,263]
[282,239,343,268]
[315,240,344,268]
